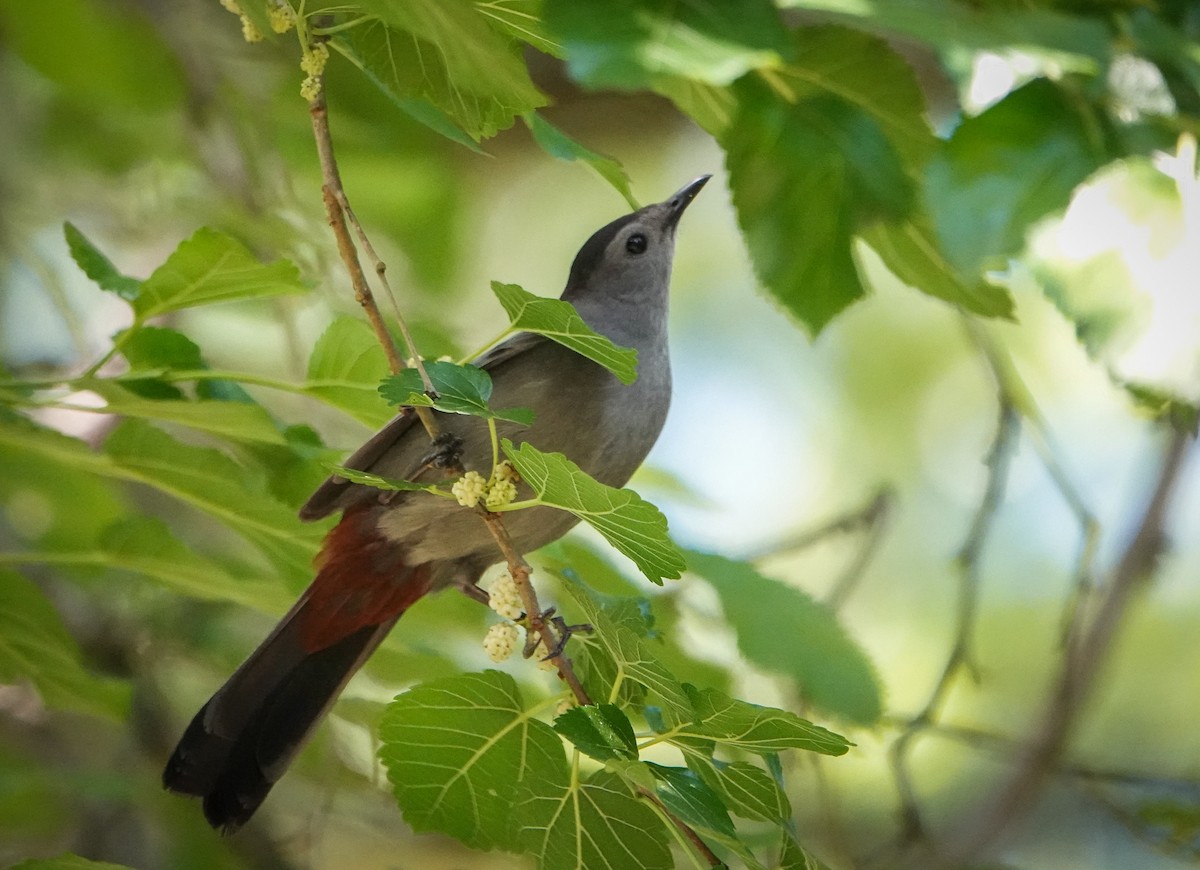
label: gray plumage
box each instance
[163,175,709,831]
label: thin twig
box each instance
[307,65,440,441]
[886,396,1019,851]
[825,487,894,610]
[934,426,1193,868]
[334,192,436,395]
[745,488,893,563]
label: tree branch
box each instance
[934,425,1193,868]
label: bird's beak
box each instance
[663,175,711,229]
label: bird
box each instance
[162,175,710,831]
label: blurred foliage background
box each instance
[1,0,1199,868]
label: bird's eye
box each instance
[625,233,648,255]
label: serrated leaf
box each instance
[102,419,320,582]
[523,113,637,208]
[503,440,684,584]
[490,282,639,384]
[646,762,758,868]
[925,78,1109,276]
[335,0,547,144]
[561,575,691,718]
[326,464,439,494]
[726,80,915,331]
[95,517,290,614]
[861,217,1015,319]
[672,686,850,757]
[1120,381,1199,435]
[134,228,305,319]
[687,551,882,725]
[516,768,672,870]
[304,316,393,427]
[543,0,790,88]
[379,670,564,850]
[379,361,533,424]
[63,222,140,301]
[553,703,638,762]
[0,570,130,721]
[118,325,203,370]
[724,25,935,333]
[87,382,287,445]
[474,0,561,56]
[778,830,832,870]
[685,754,790,822]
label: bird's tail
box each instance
[163,507,430,832]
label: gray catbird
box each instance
[162,175,709,831]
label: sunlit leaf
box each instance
[88,382,286,445]
[134,228,306,318]
[560,575,691,717]
[63,222,140,301]
[669,686,850,757]
[553,703,638,762]
[687,551,882,724]
[325,464,440,493]
[304,316,393,427]
[102,420,320,582]
[491,282,639,384]
[925,78,1110,276]
[335,0,547,144]
[380,361,533,424]
[0,570,130,721]
[516,768,672,870]
[685,755,790,822]
[543,0,790,88]
[503,440,684,583]
[523,113,637,208]
[379,670,564,850]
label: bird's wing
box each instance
[298,331,548,521]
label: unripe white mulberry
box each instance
[488,573,523,620]
[485,478,517,510]
[452,471,487,508]
[483,622,519,663]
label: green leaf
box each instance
[103,420,321,582]
[118,325,203,369]
[523,113,638,209]
[553,703,638,762]
[335,0,547,143]
[543,0,790,89]
[724,87,903,333]
[95,517,291,614]
[473,0,562,56]
[925,79,1110,276]
[490,282,639,384]
[560,575,691,718]
[673,686,850,757]
[326,464,440,494]
[687,551,883,725]
[645,763,758,868]
[87,382,287,445]
[0,570,130,721]
[778,830,832,870]
[503,440,685,584]
[785,0,1109,72]
[685,755,790,822]
[378,670,564,850]
[724,26,929,333]
[861,217,1015,319]
[304,316,393,427]
[134,228,306,319]
[379,361,534,424]
[63,222,140,301]
[516,768,673,870]
[1120,381,1200,436]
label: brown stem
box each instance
[934,426,1193,868]
[307,70,440,440]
